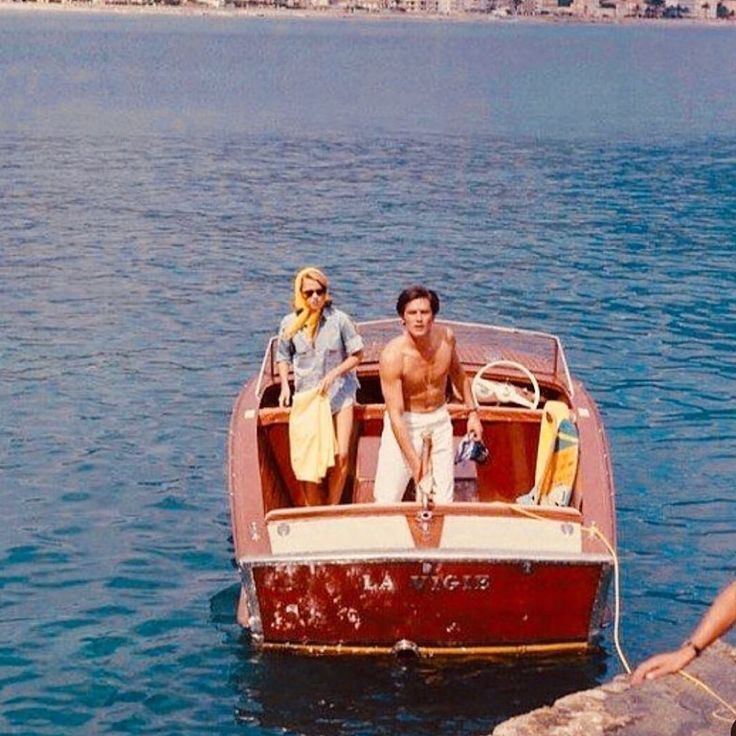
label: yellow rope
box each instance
[583,522,632,674]
[678,670,736,719]
[508,505,631,673]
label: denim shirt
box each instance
[276,306,364,413]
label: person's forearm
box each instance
[451,362,479,413]
[457,373,483,437]
[330,352,362,380]
[277,361,292,406]
[631,581,736,683]
[277,361,290,384]
[387,409,421,478]
[459,376,477,410]
[687,581,736,652]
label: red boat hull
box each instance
[246,556,611,653]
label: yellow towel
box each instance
[288,387,336,483]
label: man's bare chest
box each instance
[402,347,451,388]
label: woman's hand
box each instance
[318,371,337,396]
[278,385,292,408]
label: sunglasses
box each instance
[303,288,326,298]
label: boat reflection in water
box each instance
[228,637,608,735]
[227,320,616,657]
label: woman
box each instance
[276,267,364,506]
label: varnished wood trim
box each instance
[259,640,589,657]
[264,502,582,525]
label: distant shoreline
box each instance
[0,0,733,25]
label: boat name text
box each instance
[361,573,491,593]
[410,573,491,592]
[361,573,396,592]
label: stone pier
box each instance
[491,640,736,736]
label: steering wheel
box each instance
[471,360,540,410]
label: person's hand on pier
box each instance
[630,645,697,684]
[631,580,736,685]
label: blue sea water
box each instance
[1,10,735,735]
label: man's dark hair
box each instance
[396,286,440,317]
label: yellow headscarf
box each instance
[283,267,330,341]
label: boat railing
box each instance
[263,501,583,524]
[254,336,278,399]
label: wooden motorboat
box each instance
[227,320,616,656]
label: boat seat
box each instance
[453,452,479,502]
[352,435,478,504]
[353,436,380,504]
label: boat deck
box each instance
[256,402,546,512]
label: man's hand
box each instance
[631,581,736,685]
[467,411,483,439]
[630,646,696,684]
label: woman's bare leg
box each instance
[302,481,325,506]
[327,404,354,505]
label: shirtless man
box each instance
[373,286,484,504]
